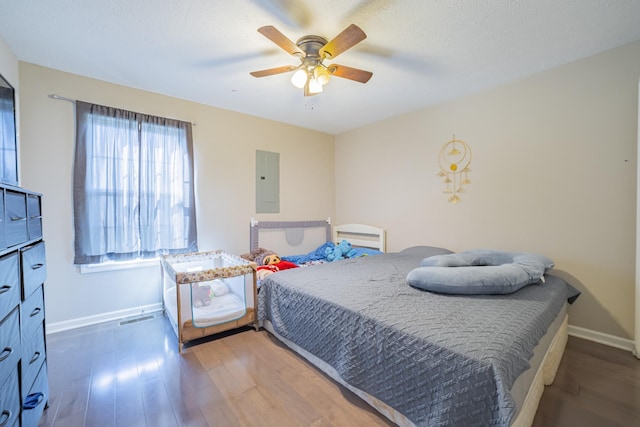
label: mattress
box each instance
[258,246,579,426]
[164,283,246,327]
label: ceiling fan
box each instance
[250,24,373,96]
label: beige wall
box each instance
[336,40,640,340]
[18,63,334,326]
[7,34,640,341]
[0,37,18,80]
[0,36,18,91]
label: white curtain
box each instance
[73,101,197,264]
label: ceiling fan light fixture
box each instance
[313,65,331,86]
[252,24,372,95]
[290,68,307,88]
[308,76,323,94]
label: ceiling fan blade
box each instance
[329,64,373,83]
[250,65,297,78]
[250,0,311,29]
[319,24,367,59]
[257,26,304,56]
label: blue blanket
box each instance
[281,241,335,264]
[282,242,382,265]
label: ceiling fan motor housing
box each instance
[296,35,328,64]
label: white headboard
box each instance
[333,223,386,253]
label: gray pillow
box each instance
[420,249,554,272]
[399,246,453,258]
[408,249,554,295]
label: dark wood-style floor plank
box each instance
[534,338,640,426]
[115,380,146,427]
[160,354,210,427]
[140,377,180,427]
[39,313,640,427]
[84,349,117,426]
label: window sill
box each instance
[79,258,160,274]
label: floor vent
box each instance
[119,315,154,326]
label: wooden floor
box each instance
[39,313,640,427]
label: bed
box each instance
[253,220,579,427]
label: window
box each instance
[73,101,197,265]
[0,78,18,186]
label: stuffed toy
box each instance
[255,251,280,266]
[256,267,276,281]
[254,250,298,281]
[252,250,296,269]
[325,245,344,262]
[325,240,357,262]
[191,284,212,308]
[272,259,297,270]
[240,247,272,263]
[338,239,358,258]
[256,261,298,279]
[242,247,301,281]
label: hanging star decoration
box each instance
[437,135,472,203]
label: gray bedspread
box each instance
[258,246,579,426]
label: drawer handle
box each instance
[30,307,42,317]
[0,285,11,295]
[10,216,25,221]
[29,351,41,365]
[0,410,11,427]
[31,263,44,270]
[23,392,44,410]
[0,347,13,362]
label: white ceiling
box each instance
[1,0,640,135]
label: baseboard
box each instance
[568,324,635,353]
[46,303,164,335]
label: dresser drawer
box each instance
[21,363,48,427]
[5,191,27,248]
[0,367,20,427]
[0,252,19,322]
[21,242,46,300]
[0,192,5,249]
[21,286,44,344]
[27,194,42,241]
[21,323,46,396]
[0,308,20,384]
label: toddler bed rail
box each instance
[249,218,385,255]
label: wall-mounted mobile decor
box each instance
[437,135,472,203]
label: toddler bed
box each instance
[253,220,579,427]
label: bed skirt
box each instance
[262,312,569,427]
